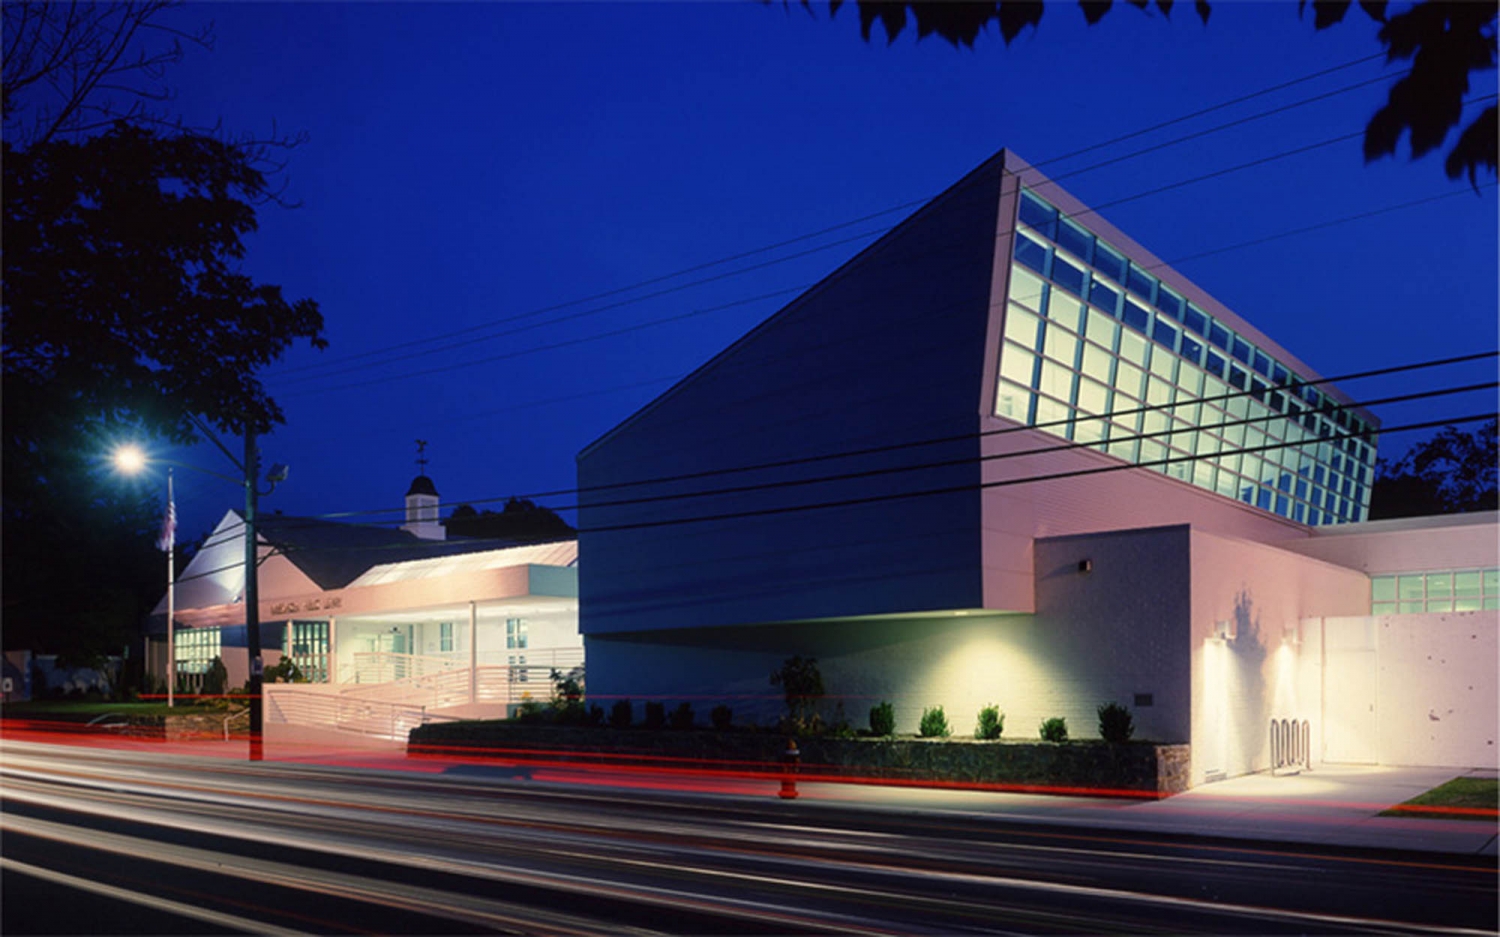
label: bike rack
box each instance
[1269,718,1311,774]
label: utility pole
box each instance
[244,429,264,761]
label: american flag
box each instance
[156,475,176,552]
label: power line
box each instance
[574,412,1497,536]
[162,407,1495,590]
[489,382,1500,519]
[268,177,1494,449]
[267,58,1409,392]
[277,88,1495,401]
[293,348,1499,523]
[195,348,1497,541]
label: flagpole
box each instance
[166,468,175,708]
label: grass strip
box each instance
[1379,776,1498,822]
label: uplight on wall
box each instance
[1282,624,1301,647]
[1214,619,1236,642]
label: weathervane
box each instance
[415,439,430,474]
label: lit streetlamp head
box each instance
[112,444,147,475]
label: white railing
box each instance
[265,684,458,741]
[347,651,467,685]
[345,648,584,685]
[285,647,586,723]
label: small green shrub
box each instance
[550,666,585,705]
[869,701,896,736]
[975,705,1004,740]
[202,657,228,697]
[1098,702,1134,744]
[643,700,666,730]
[263,658,306,684]
[515,699,547,723]
[710,704,733,731]
[609,699,633,729]
[1039,716,1069,743]
[770,655,825,732]
[668,701,695,729]
[919,705,951,738]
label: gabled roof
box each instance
[252,513,573,591]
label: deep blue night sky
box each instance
[132,2,1496,541]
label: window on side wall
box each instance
[506,618,528,650]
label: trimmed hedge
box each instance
[409,722,1190,796]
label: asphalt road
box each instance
[1,738,1495,935]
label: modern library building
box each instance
[576,149,1497,786]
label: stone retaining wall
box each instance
[125,711,243,741]
[410,723,1191,796]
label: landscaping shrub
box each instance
[869,701,896,737]
[710,704,733,731]
[643,700,666,730]
[1098,702,1134,744]
[919,705,951,738]
[1039,716,1069,743]
[586,703,605,727]
[550,666,584,704]
[668,701,695,730]
[770,655,825,733]
[263,659,306,684]
[610,698,633,729]
[202,656,228,697]
[975,705,1004,740]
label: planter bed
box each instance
[409,722,1190,797]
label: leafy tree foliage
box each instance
[1369,418,1498,519]
[812,0,1496,184]
[770,654,826,732]
[445,497,577,542]
[2,4,324,660]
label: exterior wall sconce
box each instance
[1078,559,1093,574]
[1214,619,1236,641]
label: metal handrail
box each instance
[222,707,250,741]
[264,684,461,741]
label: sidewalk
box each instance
[782,763,1500,857]
[28,723,1496,858]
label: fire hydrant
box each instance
[779,737,800,799]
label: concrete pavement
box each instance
[29,722,1499,858]
[786,763,1500,857]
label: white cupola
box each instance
[401,440,445,540]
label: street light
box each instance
[112,444,147,476]
[111,425,287,761]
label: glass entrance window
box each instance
[288,620,330,683]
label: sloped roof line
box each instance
[575,148,1011,462]
[244,513,575,591]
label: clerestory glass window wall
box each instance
[1371,569,1500,614]
[175,626,221,676]
[997,188,1379,525]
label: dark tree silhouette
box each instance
[1369,418,1498,519]
[2,3,324,661]
[811,0,1496,184]
[445,498,577,542]
[2,1,209,148]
